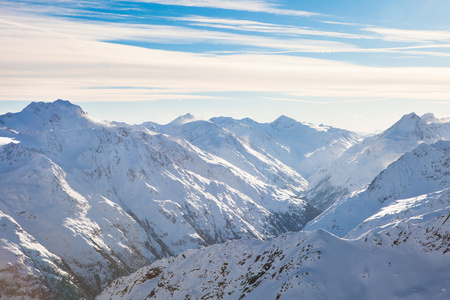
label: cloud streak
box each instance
[131,0,320,17]
[171,15,371,40]
[263,96,391,104]
[366,27,450,43]
[0,14,359,53]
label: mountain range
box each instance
[0,100,449,299]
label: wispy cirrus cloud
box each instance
[4,1,450,58]
[9,12,449,59]
[0,14,357,53]
[3,9,450,66]
[131,0,320,17]
[353,114,369,120]
[171,15,370,40]
[163,16,450,58]
[262,96,391,105]
[318,20,364,27]
[0,0,113,15]
[365,27,450,43]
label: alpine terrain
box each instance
[304,112,445,210]
[1,100,449,299]
[98,140,450,300]
[0,100,353,299]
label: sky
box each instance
[1,0,450,132]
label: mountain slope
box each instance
[151,119,308,194]
[305,113,442,210]
[98,194,450,300]
[0,143,159,296]
[347,188,450,239]
[0,210,83,299]
[98,137,450,300]
[304,140,450,237]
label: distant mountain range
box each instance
[0,100,449,299]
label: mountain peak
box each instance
[272,115,298,128]
[381,112,440,142]
[240,117,257,124]
[403,112,419,118]
[0,100,95,131]
[394,112,421,125]
[167,113,196,127]
[274,115,295,123]
[24,99,86,116]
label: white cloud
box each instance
[318,20,364,27]
[1,0,319,19]
[0,14,358,53]
[365,27,450,43]
[353,114,368,120]
[172,15,370,40]
[132,0,320,17]
[261,97,326,104]
[263,96,391,105]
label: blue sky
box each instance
[1,0,450,132]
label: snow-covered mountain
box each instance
[2,100,448,299]
[209,115,361,179]
[0,100,321,298]
[140,113,361,212]
[304,140,450,236]
[148,118,308,194]
[305,112,444,210]
[142,114,360,189]
[98,140,450,300]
